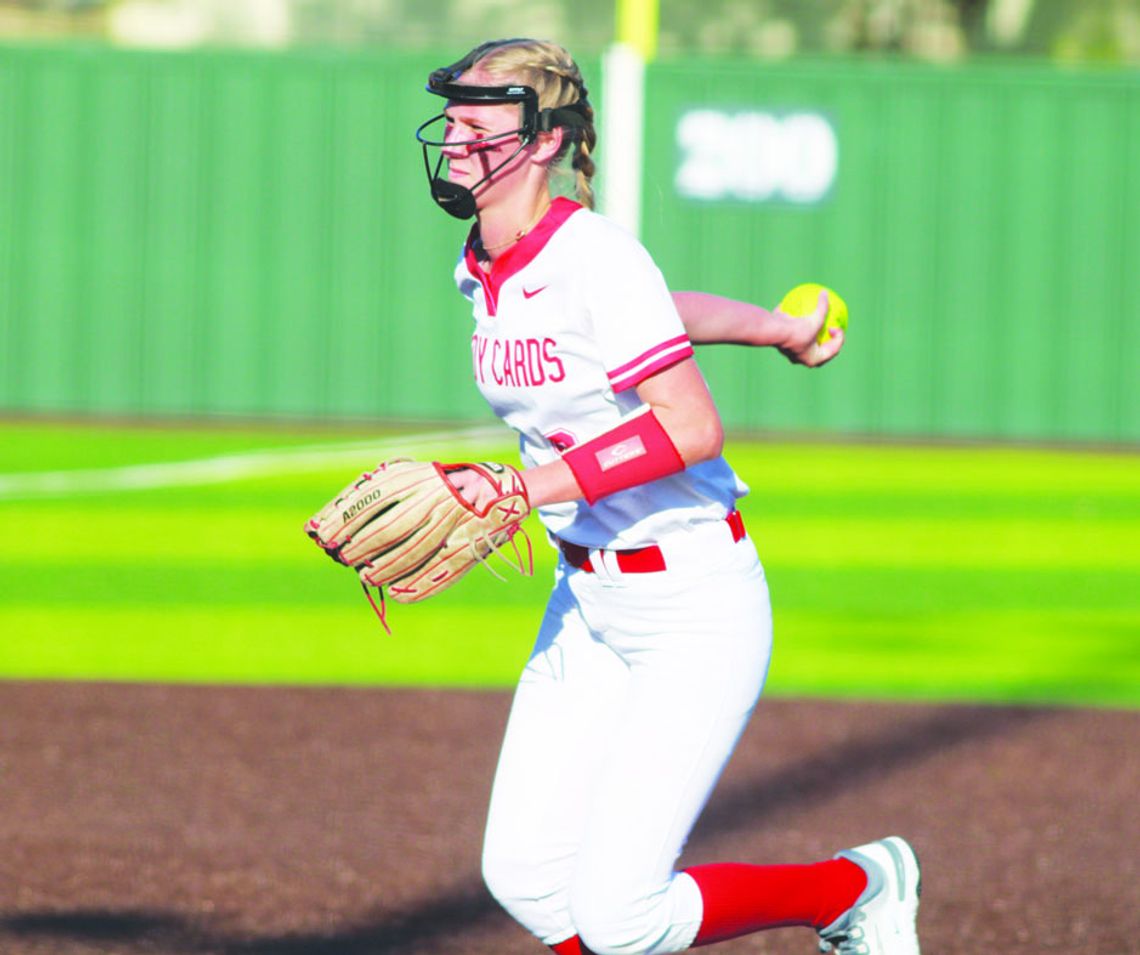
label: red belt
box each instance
[558,510,746,574]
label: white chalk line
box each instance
[0,425,510,500]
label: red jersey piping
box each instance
[463,197,583,317]
[607,334,695,392]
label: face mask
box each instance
[416,41,592,220]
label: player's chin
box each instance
[471,176,506,201]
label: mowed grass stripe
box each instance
[0,420,502,473]
[1,604,1134,706]
[8,502,1135,570]
[0,606,540,687]
[771,608,1140,707]
[1,563,1136,614]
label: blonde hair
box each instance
[468,39,598,210]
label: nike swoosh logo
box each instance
[523,285,548,299]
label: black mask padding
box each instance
[430,178,478,220]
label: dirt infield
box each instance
[0,682,1136,955]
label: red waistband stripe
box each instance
[558,510,746,575]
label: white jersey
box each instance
[455,197,747,549]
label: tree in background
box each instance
[655,0,1140,62]
[0,0,1137,63]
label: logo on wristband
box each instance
[595,436,647,471]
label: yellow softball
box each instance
[777,283,848,345]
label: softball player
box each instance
[416,39,922,955]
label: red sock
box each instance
[687,859,867,945]
[548,861,864,951]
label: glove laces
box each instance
[361,582,392,635]
[359,525,533,635]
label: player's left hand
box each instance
[445,465,505,512]
[775,291,845,367]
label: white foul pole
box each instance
[600,0,658,238]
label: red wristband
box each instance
[563,408,685,505]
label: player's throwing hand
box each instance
[776,289,846,367]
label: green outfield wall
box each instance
[0,46,488,424]
[0,44,1136,443]
[642,58,1139,444]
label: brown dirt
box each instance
[0,683,1136,954]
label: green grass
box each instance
[1,419,1137,707]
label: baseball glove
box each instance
[305,459,532,630]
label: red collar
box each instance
[464,197,582,316]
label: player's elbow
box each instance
[702,415,726,460]
[677,414,724,465]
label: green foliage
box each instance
[3,1,1139,64]
[1,421,1136,707]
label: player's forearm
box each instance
[522,437,711,512]
[521,458,584,508]
[672,291,797,347]
[522,415,720,510]
[524,363,723,510]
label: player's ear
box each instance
[531,126,565,165]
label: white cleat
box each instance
[817,836,922,955]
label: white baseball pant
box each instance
[482,522,773,954]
